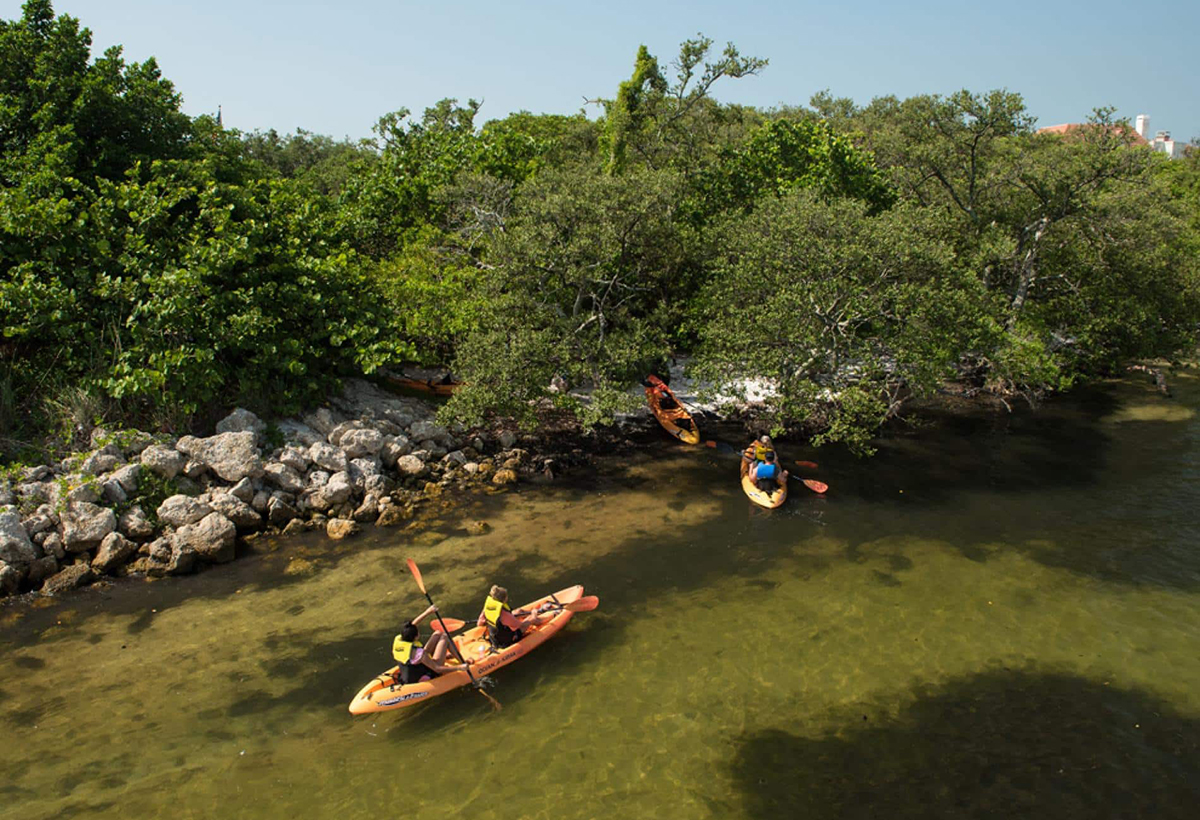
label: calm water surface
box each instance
[3,375,1200,819]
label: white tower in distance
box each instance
[1135,114,1150,140]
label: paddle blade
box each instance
[431,617,466,633]
[802,479,829,494]
[565,596,599,612]
[795,460,819,469]
[705,440,717,448]
[405,558,426,595]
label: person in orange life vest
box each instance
[750,449,787,493]
[476,585,544,649]
[392,604,459,685]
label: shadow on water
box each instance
[729,669,1200,820]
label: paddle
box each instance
[543,596,599,613]
[430,617,466,634]
[795,460,819,469]
[406,558,501,711]
[789,475,828,494]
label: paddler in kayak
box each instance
[392,604,460,685]
[477,585,547,649]
[750,450,787,493]
[743,435,774,468]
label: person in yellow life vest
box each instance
[742,435,774,467]
[476,585,544,649]
[393,604,458,685]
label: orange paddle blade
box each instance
[795,460,818,469]
[565,596,599,612]
[406,558,426,595]
[705,440,717,448]
[431,617,465,633]
[802,479,828,494]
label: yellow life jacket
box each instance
[753,442,772,462]
[482,595,511,627]
[392,636,422,665]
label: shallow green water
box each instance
[3,376,1200,819]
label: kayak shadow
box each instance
[727,668,1200,819]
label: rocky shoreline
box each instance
[0,379,593,602]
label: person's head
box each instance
[759,435,772,446]
[489,585,508,603]
[400,621,419,642]
[764,451,776,463]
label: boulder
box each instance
[443,450,468,468]
[362,474,393,497]
[20,511,56,538]
[307,469,331,489]
[109,463,142,493]
[276,419,323,447]
[301,407,338,436]
[326,420,362,446]
[380,435,412,468]
[26,555,59,586]
[156,494,212,528]
[43,532,65,560]
[409,420,448,443]
[0,509,37,566]
[165,541,197,576]
[463,462,481,475]
[176,432,263,482]
[251,490,272,515]
[311,471,353,510]
[101,479,128,505]
[278,445,310,473]
[340,428,385,459]
[215,408,266,439]
[498,431,517,449]
[181,459,207,480]
[466,521,492,536]
[207,491,263,530]
[80,450,122,475]
[264,462,305,493]
[41,563,94,595]
[492,469,518,486]
[50,476,101,507]
[141,444,187,479]
[62,502,117,552]
[118,430,156,456]
[173,512,237,563]
[0,481,13,507]
[118,506,156,540]
[352,494,379,523]
[395,454,428,477]
[267,496,300,526]
[308,441,348,473]
[230,477,256,503]
[0,560,21,594]
[326,518,360,540]
[92,532,137,574]
[281,518,307,536]
[348,458,381,490]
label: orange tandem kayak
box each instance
[386,374,461,396]
[348,585,587,715]
[740,448,787,508]
[645,375,700,445]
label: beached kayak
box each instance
[385,374,461,396]
[740,453,787,508]
[645,375,700,445]
[348,585,588,715]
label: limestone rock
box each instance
[276,419,323,447]
[41,563,94,595]
[375,505,410,527]
[410,420,448,444]
[301,407,338,436]
[362,474,393,497]
[348,458,381,490]
[110,463,142,493]
[380,435,412,468]
[326,420,362,446]
[101,478,128,505]
[118,506,156,540]
[326,518,360,540]
[443,450,468,467]
[92,532,137,574]
[181,459,207,480]
[308,441,348,473]
[307,469,331,489]
[264,462,305,493]
[0,481,13,507]
[43,532,65,560]
[27,555,59,586]
[395,454,428,477]
[174,512,236,563]
[215,408,266,439]
[20,511,56,537]
[352,494,379,523]
[0,560,21,594]
[492,469,518,486]
[340,428,385,459]
[141,444,187,479]
[281,518,307,536]
[0,510,37,570]
[251,490,271,514]
[176,432,263,482]
[156,494,213,528]
[230,477,256,503]
[278,445,310,473]
[267,496,300,526]
[207,491,263,530]
[310,471,353,510]
[498,430,517,449]
[466,521,492,536]
[62,502,117,552]
[80,450,122,475]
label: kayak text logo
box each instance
[379,692,429,707]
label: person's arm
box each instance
[412,604,437,625]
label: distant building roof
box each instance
[1037,123,1149,146]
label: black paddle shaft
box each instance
[421,590,480,687]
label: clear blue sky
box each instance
[6,0,1198,143]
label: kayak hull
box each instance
[645,375,700,445]
[741,455,787,508]
[386,375,461,396]
[348,585,585,715]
